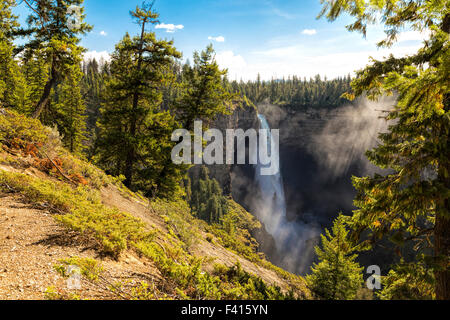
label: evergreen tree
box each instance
[378,258,435,300]
[306,215,364,300]
[96,3,184,197]
[187,166,228,223]
[21,49,49,114]
[81,58,109,159]
[177,45,233,130]
[319,0,450,299]
[55,63,86,154]
[16,0,92,119]
[228,74,352,108]
[0,0,27,110]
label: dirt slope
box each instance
[101,183,293,291]
[0,193,162,300]
[0,163,304,299]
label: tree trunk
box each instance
[124,18,147,188]
[32,59,57,119]
[435,207,450,300]
[435,92,450,300]
[124,149,134,188]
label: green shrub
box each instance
[0,109,308,300]
[0,108,50,146]
[0,170,154,257]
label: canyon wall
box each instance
[196,98,403,274]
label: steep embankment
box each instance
[0,108,308,300]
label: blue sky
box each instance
[12,0,428,81]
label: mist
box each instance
[232,97,395,275]
[309,96,395,180]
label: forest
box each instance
[0,0,449,302]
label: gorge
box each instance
[204,96,399,275]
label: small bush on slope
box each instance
[0,108,110,189]
[0,109,306,299]
[0,170,296,299]
[0,170,154,257]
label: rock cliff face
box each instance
[194,99,401,274]
[215,103,361,226]
[206,103,260,196]
[260,104,360,226]
[201,101,374,272]
[192,102,359,270]
[189,104,281,258]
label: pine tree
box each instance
[187,167,228,224]
[228,73,351,108]
[0,0,27,110]
[177,45,233,130]
[16,0,92,119]
[96,3,184,197]
[319,0,450,299]
[21,49,49,114]
[378,258,435,300]
[306,215,364,300]
[56,63,86,154]
[81,58,108,159]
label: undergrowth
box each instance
[0,170,298,299]
[0,108,307,300]
[0,170,153,257]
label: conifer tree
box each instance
[16,0,92,119]
[228,74,352,108]
[378,258,435,300]
[55,63,86,154]
[96,2,184,197]
[306,215,364,300]
[177,45,233,130]
[81,58,108,159]
[0,0,27,110]
[319,0,450,299]
[21,49,49,114]
[187,167,228,223]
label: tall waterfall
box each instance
[254,114,288,238]
[254,114,320,274]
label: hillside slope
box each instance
[0,109,309,300]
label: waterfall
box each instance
[254,114,288,237]
[254,113,320,274]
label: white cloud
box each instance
[396,30,430,43]
[218,40,423,81]
[99,30,107,36]
[84,51,111,63]
[208,36,225,43]
[215,51,247,80]
[273,8,295,20]
[215,23,430,82]
[302,29,317,36]
[155,23,184,33]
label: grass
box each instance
[0,107,308,300]
[0,170,154,257]
[0,169,300,299]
